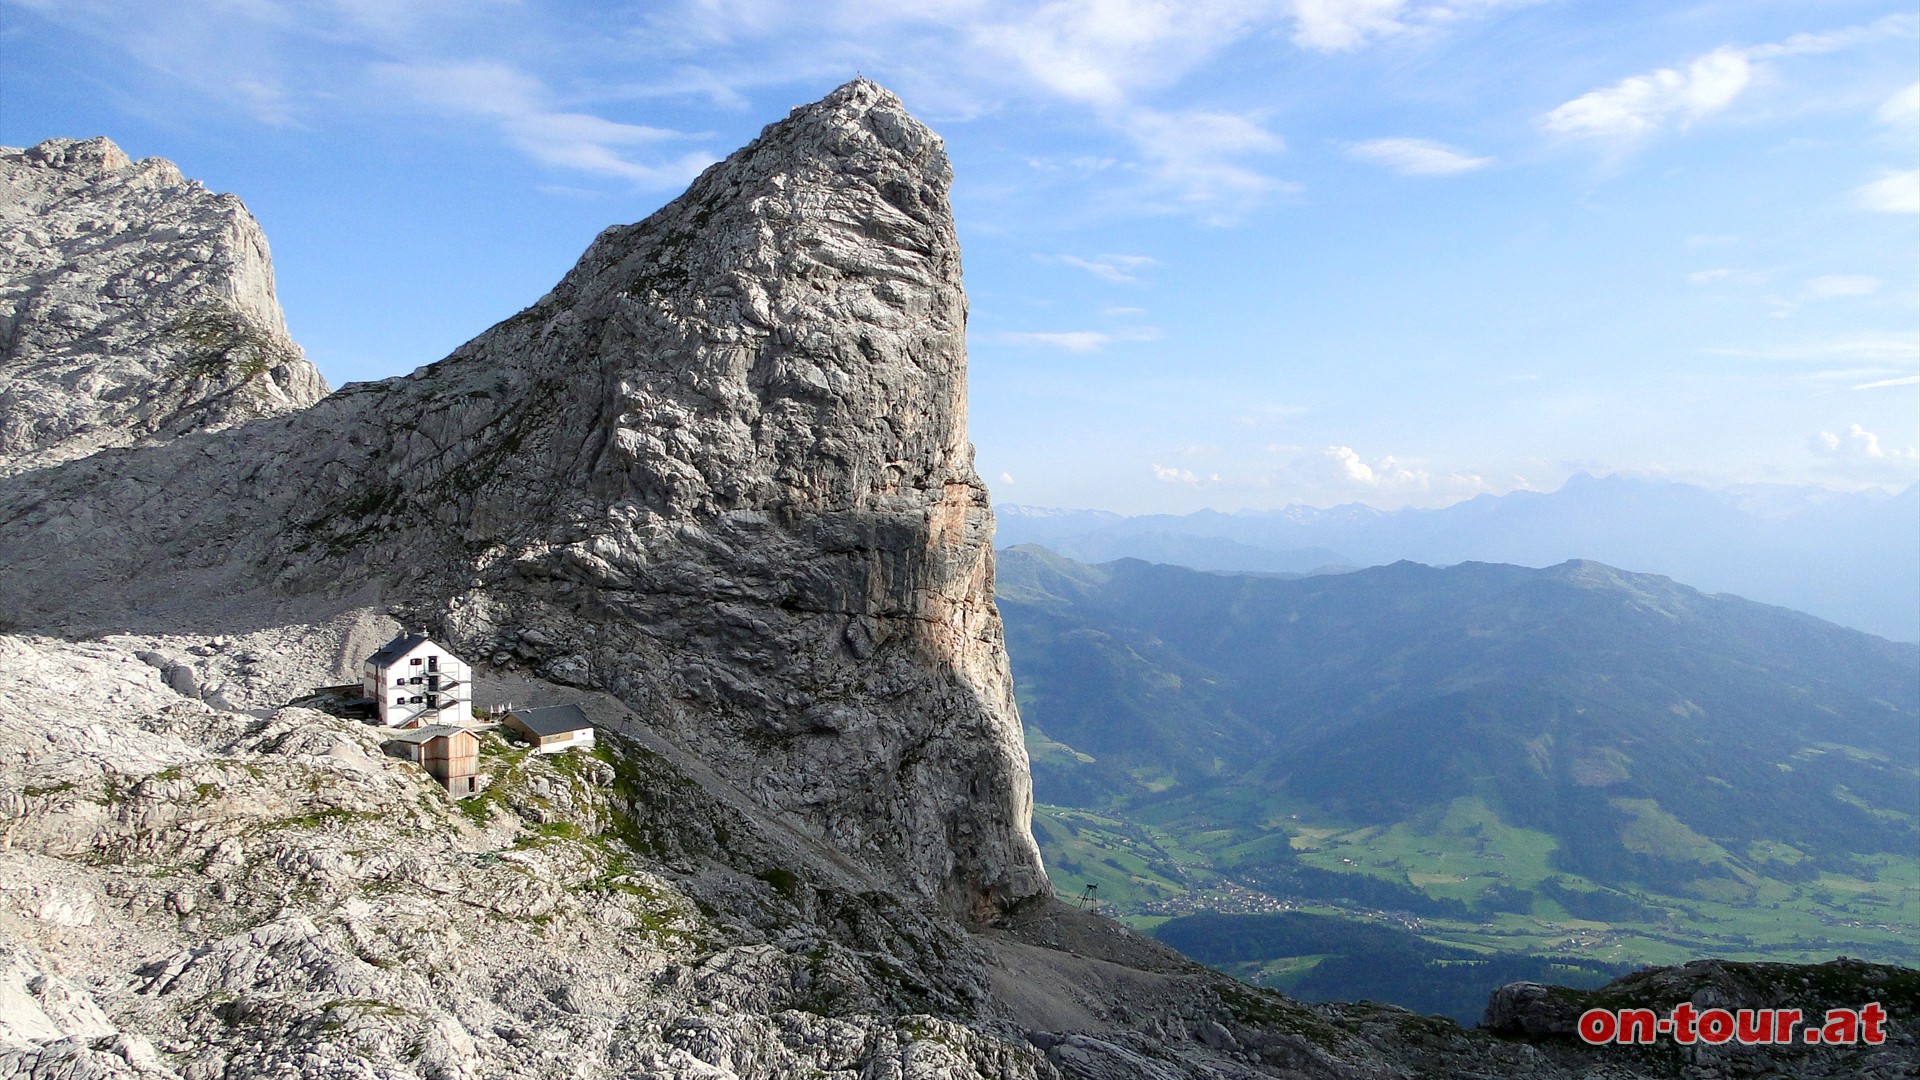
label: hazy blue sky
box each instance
[4,0,1916,512]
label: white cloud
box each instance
[1878,81,1920,127]
[1285,0,1536,52]
[665,3,1310,216]
[1542,46,1751,142]
[1288,0,1409,51]
[1000,471,1017,484]
[1746,15,1918,61]
[1151,463,1219,484]
[1705,332,1920,362]
[1853,169,1920,214]
[1127,107,1281,158]
[230,78,296,126]
[1853,374,1920,390]
[1688,268,1735,284]
[1332,445,1398,484]
[7,0,305,124]
[1116,106,1289,217]
[1542,16,1916,145]
[846,2,1521,215]
[1344,137,1492,175]
[1803,275,1881,299]
[955,0,1532,96]
[1809,424,1920,479]
[1000,328,1160,351]
[960,0,1271,108]
[1041,253,1157,283]
[375,61,714,185]
[1004,331,1114,352]
[1803,367,1904,384]
[15,0,1537,222]
[10,2,718,184]
[1263,444,1494,506]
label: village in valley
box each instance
[325,631,597,798]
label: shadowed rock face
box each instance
[0,80,1047,919]
[0,136,329,474]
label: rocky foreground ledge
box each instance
[4,630,1911,1079]
[2,82,1913,1079]
[3,624,1913,1079]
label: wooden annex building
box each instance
[385,724,482,797]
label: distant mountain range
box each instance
[996,474,1920,642]
[996,547,1920,1011]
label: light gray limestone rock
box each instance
[0,617,1906,1079]
[0,943,117,1046]
[0,136,328,475]
[0,81,1043,922]
[0,631,1054,1080]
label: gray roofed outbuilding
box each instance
[505,704,592,737]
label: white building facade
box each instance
[363,633,474,728]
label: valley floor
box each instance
[1031,799,1920,1024]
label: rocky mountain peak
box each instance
[22,135,135,174]
[476,72,969,522]
[0,83,1045,921]
[0,135,329,475]
[407,76,1042,917]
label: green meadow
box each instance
[1032,785,1920,975]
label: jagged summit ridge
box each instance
[0,136,329,474]
[0,83,1046,918]
[493,74,969,519]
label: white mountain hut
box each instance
[363,632,474,728]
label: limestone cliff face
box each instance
[404,77,1050,917]
[3,87,1907,1080]
[0,82,1047,918]
[0,137,329,473]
